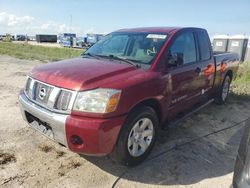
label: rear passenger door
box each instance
[166,31,203,110]
[196,31,215,95]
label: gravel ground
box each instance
[13,41,62,48]
[0,55,249,188]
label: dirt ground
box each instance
[0,55,250,188]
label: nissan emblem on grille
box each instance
[38,87,46,100]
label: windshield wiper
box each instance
[108,55,141,68]
[82,52,100,59]
[82,53,141,68]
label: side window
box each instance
[197,32,211,61]
[167,32,197,67]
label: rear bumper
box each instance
[19,90,126,156]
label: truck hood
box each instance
[30,57,139,90]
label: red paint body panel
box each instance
[115,27,180,34]
[66,114,126,155]
[30,58,136,91]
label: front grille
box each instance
[25,77,31,91]
[34,82,53,104]
[54,90,72,110]
[24,77,76,113]
[25,77,32,98]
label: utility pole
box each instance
[70,14,72,33]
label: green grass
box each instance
[231,62,250,100]
[234,62,250,84]
[0,42,83,62]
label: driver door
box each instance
[166,31,202,114]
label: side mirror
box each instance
[167,52,184,67]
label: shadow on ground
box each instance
[230,92,250,101]
[82,96,250,186]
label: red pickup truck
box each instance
[19,27,239,166]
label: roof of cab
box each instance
[114,27,205,34]
[114,27,181,33]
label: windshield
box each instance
[84,32,168,65]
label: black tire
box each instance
[110,106,159,166]
[214,75,231,105]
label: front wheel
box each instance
[215,75,231,105]
[111,106,159,166]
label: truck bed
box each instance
[213,51,239,92]
[213,51,239,62]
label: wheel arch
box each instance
[128,98,162,126]
[225,70,233,81]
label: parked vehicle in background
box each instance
[58,33,76,47]
[61,36,73,47]
[232,118,250,188]
[36,35,57,43]
[19,27,239,166]
[28,36,36,41]
[58,33,76,41]
[86,34,104,45]
[58,33,104,48]
[0,35,5,40]
[76,37,90,48]
[16,34,27,41]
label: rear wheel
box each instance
[215,75,231,104]
[111,106,158,166]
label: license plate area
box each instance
[25,111,54,139]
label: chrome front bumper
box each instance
[19,90,68,147]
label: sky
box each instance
[1,0,250,37]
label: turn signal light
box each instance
[70,135,84,145]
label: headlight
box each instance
[73,88,121,113]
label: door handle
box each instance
[195,67,201,73]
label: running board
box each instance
[166,99,214,129]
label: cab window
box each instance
[167,32,197,67]
[197,31,211,61]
